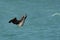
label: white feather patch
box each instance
[18,19,25,26]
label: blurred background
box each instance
[0,0,60,40]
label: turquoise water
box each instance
[0,0,60,40]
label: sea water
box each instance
[0,0,60,40]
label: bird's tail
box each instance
[24,14,27,19]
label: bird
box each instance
[9,14,27,26]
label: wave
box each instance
[51,13,60,16]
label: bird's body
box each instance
[9,14,27,26]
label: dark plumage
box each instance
[9,14,27,26]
